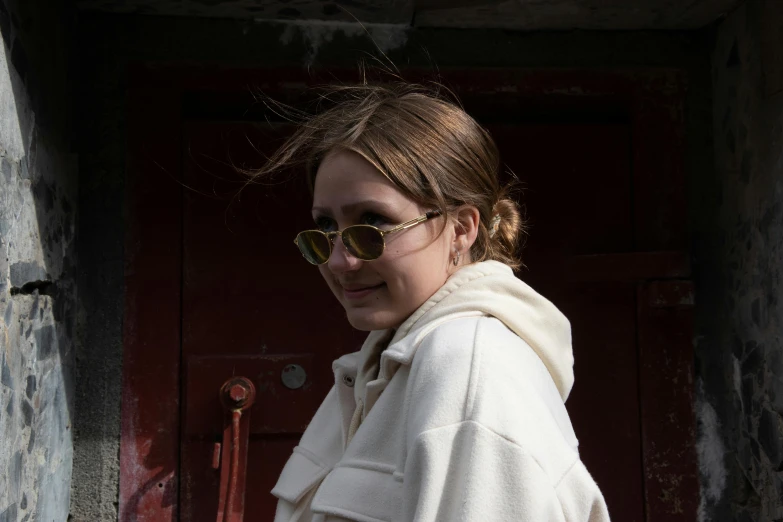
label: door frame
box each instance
[121,65,697,521]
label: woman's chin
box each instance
[345,308,400,332]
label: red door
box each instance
[177,117,644,520]
[121,68,698,522]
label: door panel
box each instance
[180,120,643,521]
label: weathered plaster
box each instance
[276,20,409,67]
[77,0,414,24]
[696,379,728,521]
[414,0,743,30]
[0,0,77,520]
[692,1,783,520]
[74,0,743,30]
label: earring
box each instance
[453,250,461,266]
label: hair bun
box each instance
[487,197,525,266]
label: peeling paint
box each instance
[733,355,742,411]
[695,380,727,522]
[275,19,408,67]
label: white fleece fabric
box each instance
[271,261,610,521]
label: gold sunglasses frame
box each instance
[294,210,442,265]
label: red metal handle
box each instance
[216,377,256,522]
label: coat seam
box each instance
[458,420,480,520]
[463,317,482,420]
[310,505,389,522]
[413,420,561,491]
[293,445,328,470]
[552,456,581,489]
[413,419,519,450]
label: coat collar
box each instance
[331,263,506,379]
[379,263,507,375]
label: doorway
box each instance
[121,67,698,521]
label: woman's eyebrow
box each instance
[312,201,395,216]
[342,201,398,216]
[311,206,331,216]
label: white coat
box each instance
[272,261,610,521]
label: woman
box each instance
[259,82,610,521]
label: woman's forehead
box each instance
[313,151,406,209]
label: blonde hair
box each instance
[253,82,526,269]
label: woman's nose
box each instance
[327,235,362,273]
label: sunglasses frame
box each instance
[294,209,442,265]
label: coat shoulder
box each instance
[411,314,560,400]
[408,315,581,482]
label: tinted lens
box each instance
[296,231,331,265]
[342,226,385,260]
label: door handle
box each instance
[215,376,256,522]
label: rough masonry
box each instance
[692,1,783,521]
[0,0,77,521]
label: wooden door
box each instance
[178,118,642,521]
[121,67,698,522]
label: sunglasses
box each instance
[294,210,442,265]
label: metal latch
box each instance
[215,376,256,522]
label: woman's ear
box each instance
[452,205,480,260]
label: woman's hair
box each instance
[253,81,526,269]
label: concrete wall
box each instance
[692,1,783,521]
[0,0,77,521]
[72,12,717,520]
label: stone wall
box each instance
[0,0,77,521]
[692,1,783,521]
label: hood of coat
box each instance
[379,260,575,401]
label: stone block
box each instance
[9,261,48,289]
[758,408,782,468]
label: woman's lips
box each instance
[342,283,385,300]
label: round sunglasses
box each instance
[294,210,442,265]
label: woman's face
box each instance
[311,150,454,331]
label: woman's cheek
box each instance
[318,267,340,301]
